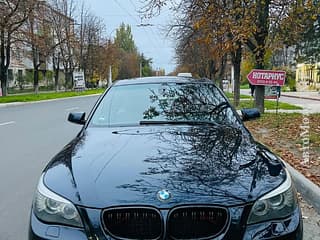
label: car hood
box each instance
[43,124,286,208]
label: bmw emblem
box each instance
[157,189,172,201]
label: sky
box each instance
[82,0,176,74]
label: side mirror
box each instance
[68,112,86,125]
[241,108,260,121]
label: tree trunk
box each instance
[252,0,270,113]
[0,69,7,96]
[54,69,59,92]
[65,70,71,89]
[42,70,47,90]
[30,16,40,95]
[218,55,226,90]
[0,63,7,96]
[70,71,74,88]
[232,44,242,107]
[0,29,8,96]
[32,46,40,94]
[209,60,215,82]
[53,55,60,92]
[254,49,266,113]
[34,67,39,94]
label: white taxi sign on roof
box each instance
[177,73,192,77]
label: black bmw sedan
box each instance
[29,76,303,240]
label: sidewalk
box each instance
[282,91,320,101]
[240,89,320,101]
[265,109,319,113]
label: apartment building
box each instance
[7,0,75,89]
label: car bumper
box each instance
[242,207,303,240]
[29,206,303,240]
[29,212,88,240]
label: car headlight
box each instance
[247,169,298,225]
[33,174,83,228]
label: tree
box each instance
[140,53,153,77]
[114,23,142,79]
[114,23,137,53]
[104,39,120,81]
[296,15,320,64]
[143,0,320,112]
[0,0,36,96]
[46,0,76,91]
[49,0,77,89]
[142,0,248,106]
[118,51,140,79]
[242,0,319,112]
[24,1,53,93]
[76,3,106,84]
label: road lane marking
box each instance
[0,121,15,126]
[65,107,79,111]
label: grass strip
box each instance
[0,89,105,103]
[224,92,251,99]
[235,99,303,110]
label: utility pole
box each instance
[140,62,142,77]
[231,65,234,93]
[108,65,112,88]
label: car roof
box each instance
[113,76,213,86]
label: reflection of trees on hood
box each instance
[146,126,242,187]
[118,124,261,202]
[143,83,240,127]
[117,124,283,202]
[140,84,265,199]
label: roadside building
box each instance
[271,46,320,91]
[6,1,75,90]
[296,63,320,91]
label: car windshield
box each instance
[89,82,239,127]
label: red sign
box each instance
[247,69,286,86]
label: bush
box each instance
[285,69,296,91]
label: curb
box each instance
[0,93,101,108]
[264,109,320,114]
[282,94,320,102]
[284,162,320,214]
[241,89,320,101]
[265,109,305,113]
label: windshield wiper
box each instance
[139,120,219,126]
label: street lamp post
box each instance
[107,29,117,88]
[108,65,112,88]
[140,62,142,77]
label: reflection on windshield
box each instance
[90,83,238,127]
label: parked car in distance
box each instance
[29,76,303,240]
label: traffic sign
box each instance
[73,71,85,90]
[247,69,286,86]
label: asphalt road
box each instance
[0,95,319,239]
[278,96,320,112]
[0,96,99,240]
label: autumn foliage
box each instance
[143,0,320,112]
[246,113,320,187]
